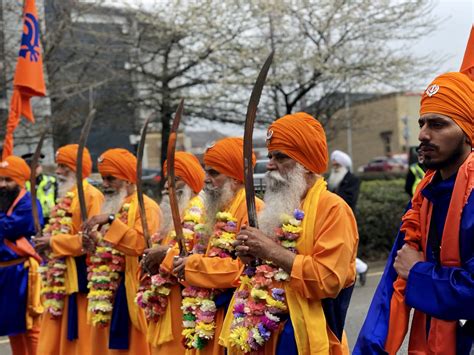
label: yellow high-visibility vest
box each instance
[410,163,425,195]
[25,175,56,218]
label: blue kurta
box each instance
[354,172,474,354]
[0,191,43,336]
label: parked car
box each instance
[142,168,161,183]
[362,156,407,172]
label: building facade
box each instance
[327,92,421,171]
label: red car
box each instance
[362,156,407,172]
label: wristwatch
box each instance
[108,214,116,224]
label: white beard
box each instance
[203,178,234,228]
[158,184,194,236]
[57,175,76,198]
[258,163,307,237]
[327,166,348,192]
[101,187,128,215]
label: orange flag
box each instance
[460,25,474,81]
[2,0,46,160]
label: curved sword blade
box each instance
[167,99,187,256]
[137,114,153,248]
[76,109,96,223]
[30,131,46,237]
[243,51,274,228]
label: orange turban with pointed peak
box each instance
[0,156,31,188]
[56,144,92,178]
[420,72,474,145]
[164,151,204,194]
[267,112,328,174]
[203,137,255,183]
[98,148,137,184]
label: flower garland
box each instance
[87,204,129,326]
[229,209,304,353]
[135,201,207,322]
[39,192,75,318]
[181,211,238,350]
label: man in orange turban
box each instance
[172,137,264,354]
[355,72,474,354]
[36,144,104,355]
[222,113,358,354]
[83,148,160,355]
[138,151,205,354]
[0,156,43,355]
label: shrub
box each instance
[356,179,409,260]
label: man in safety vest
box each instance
[22,152,57,222]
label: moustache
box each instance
[203,184,219,193]
[103,189,117,195]
[56,175,68,183]
[418,143,438,151]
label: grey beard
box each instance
[258,163,307,237]
[158,184,193,236]
[57,175,76,198]
[327,166,348,192]
[101,188,127,215]
[203,179,234,228]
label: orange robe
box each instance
[37,181,104,355]
[220,179,359,355]
[147,196,205,355]
[90,193,160,355]
[168,188,264,355]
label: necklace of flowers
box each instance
[39,192,75,318]
[228,209,304,353]
[181,211,237,350]
[87,204,129,327]
[135,202,208,322]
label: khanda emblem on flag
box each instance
[19,12,40,62]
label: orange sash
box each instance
[385,153,474,354]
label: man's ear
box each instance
[231,178,241,191]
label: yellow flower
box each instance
[195,322,215,338]
[250,288,268,300]
[266,297,287,311]
[216,212,237,222]
[229,326,251,353]
[279,213,292,225]
[282,224,302,234]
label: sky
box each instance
[189,0,474,135]
[104,0,473,135]
[415,0,473,79]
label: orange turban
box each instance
[267,112,328,174]
[420,72,474,145]
[0,156,31,188]
[56,144,92,178]
[203,137,255,182]
[164,151,204,194]
[98,148,137,184]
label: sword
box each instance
[76,109,96,223]
[167,99,187,256]
[30,131,46,237]
[136,114,153,248]
[243,51,274,228]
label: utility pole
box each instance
[345,81,353,159]
[401,115,409,153]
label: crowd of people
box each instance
[0,70,473,355]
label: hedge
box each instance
[355,179,409,260]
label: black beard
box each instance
[423,136,466,172]
[0,186,21,213]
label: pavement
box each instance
[0,263,397,355]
